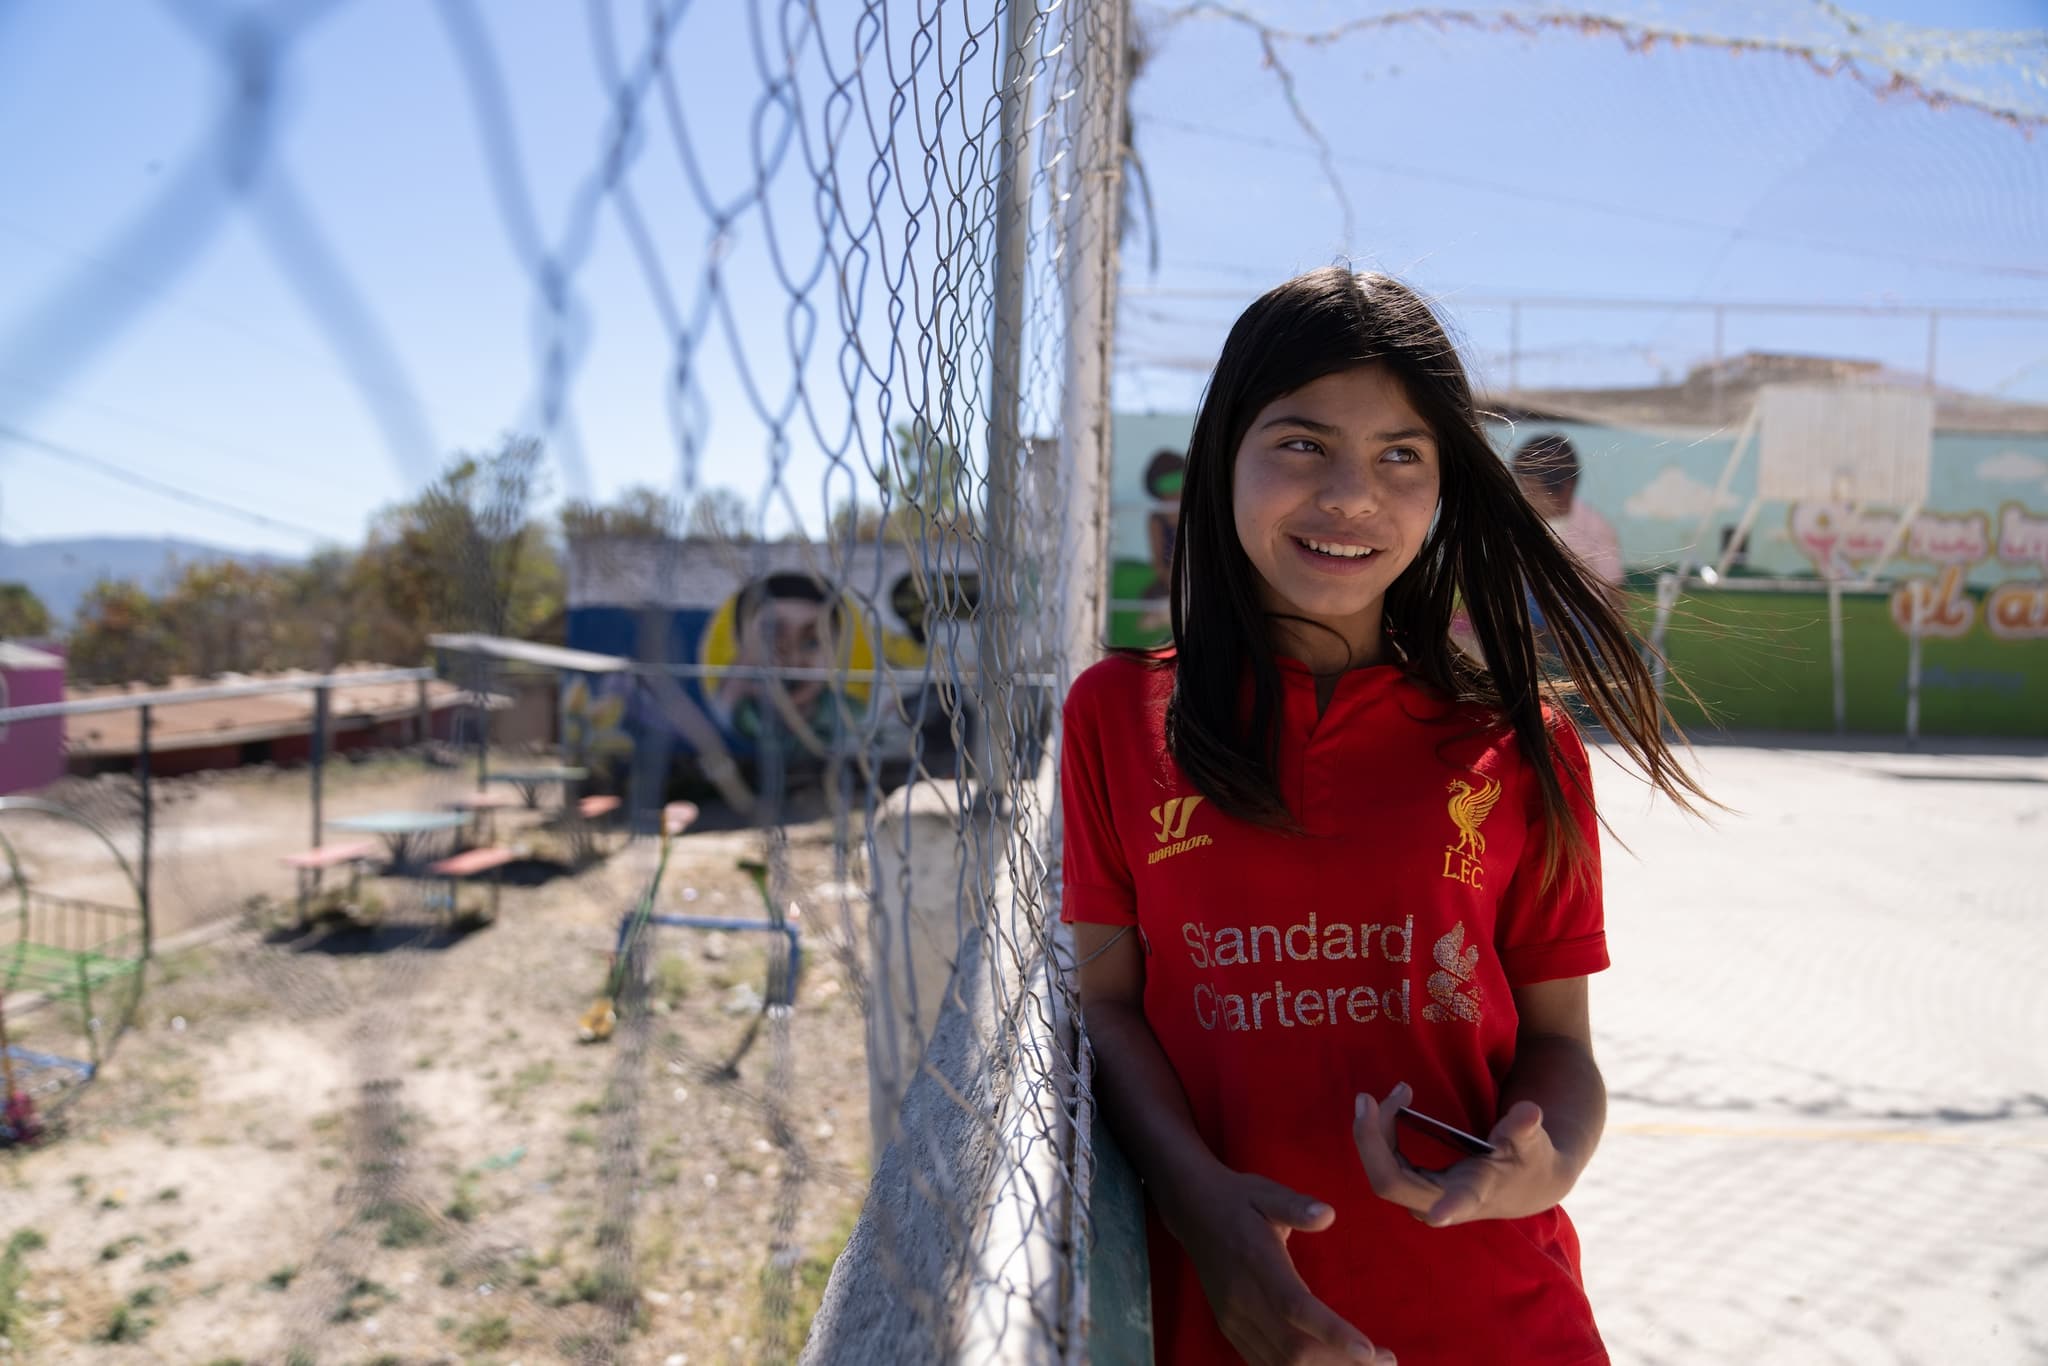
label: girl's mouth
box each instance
[1292,536,1376,561]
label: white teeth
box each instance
[1298,537,1373,559]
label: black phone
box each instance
[1396,1105,1497,1158]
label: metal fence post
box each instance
[1906,591,1924,745]
[975,0,1034,807]
[1057,0,1125,681]
[137,702,153,956]
[312,682,331,849]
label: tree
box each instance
[827,421,974,545]
[67,579,176,685]
[159,558,280,677]
[683,487,755,543]
[884,418,972,534]
[0,582,51,639]
[560,485,684,542]
[355,435,562,658]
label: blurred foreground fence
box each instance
[2,0,1131,1359]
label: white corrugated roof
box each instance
[0,641,64,670]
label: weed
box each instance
[331,1276,395,1323]
[99,1235,145,1262]
[653,952,694,1006]
[491,1058,555,1106]
[143,1248,193,1273]
[566,1125,598,1147]
[96,1304,152,1344]
[370,1201,437,1249]
[155,1186,181,1203]
[461,1314,514,1350]
[753,1203,858,1360]
[552,1265,632,1307]
[264,1264,298,1291]
[445,1174,481,1225]
[1,1229,48,1341]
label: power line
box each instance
[0,424,332,543]
[1139,114,2048,283]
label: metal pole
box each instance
[311,683,330,849]
[1905,590,1923,745]
[1057,0,1127,684]
[1828,577,1847,736]
[137,703,152,955]
[976,0,1036,807]
[1711,305,1726,424]
[1508,300,1522,395]
[416,677,430,748]
[1925,311,1940,392]
[472,660,490,793]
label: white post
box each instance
[974,0,1036,808]
[1828,572,1848,736]
[1906,589,1924,745]
[1057,0,1126,687]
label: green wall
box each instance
[1637,583,2047,738]
[1103,578,2047,738]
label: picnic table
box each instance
[486,765,589,809]
[444,789,524,844]
[328,811,469,870]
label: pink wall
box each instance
[0,658,65,795]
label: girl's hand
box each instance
[1170,1170,1397,1365]
[1352,1084,1570,1227]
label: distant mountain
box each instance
[0,536,296,630]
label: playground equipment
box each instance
[578,802,803,1079]
[0,797,150,1140]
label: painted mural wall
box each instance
[1107,412,2048,734]
[563,539,984,765]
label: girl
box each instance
[1062,269,1706,1364]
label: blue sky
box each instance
[0,0,2042,563]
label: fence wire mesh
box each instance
[0,0,1125,1361]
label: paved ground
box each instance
[1575,734,2048,1365]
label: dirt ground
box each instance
[1,756,877,1364]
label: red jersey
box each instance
[1061,651,1610,1365]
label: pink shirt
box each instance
[1553,501,1623,586]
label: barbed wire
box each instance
[1149,2,2048,251]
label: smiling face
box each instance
[1230,365,1442,667]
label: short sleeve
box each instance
[1495,715,1609,985]
[1057,671,1138,927]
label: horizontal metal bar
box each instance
[1660,573,1895,595]
[0,667,436,725]
[2,1045,96,1080]
[626,662,1064,687]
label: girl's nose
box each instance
[1317,459,1379,519]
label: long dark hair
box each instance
[1163,267,1705,881]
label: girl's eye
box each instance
[1279,437,1322,455]
[1384,446,1423,464]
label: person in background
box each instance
[1139,448,1188,636]
[1511,434,1623,603]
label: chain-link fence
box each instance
[1,0,1125,1360]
